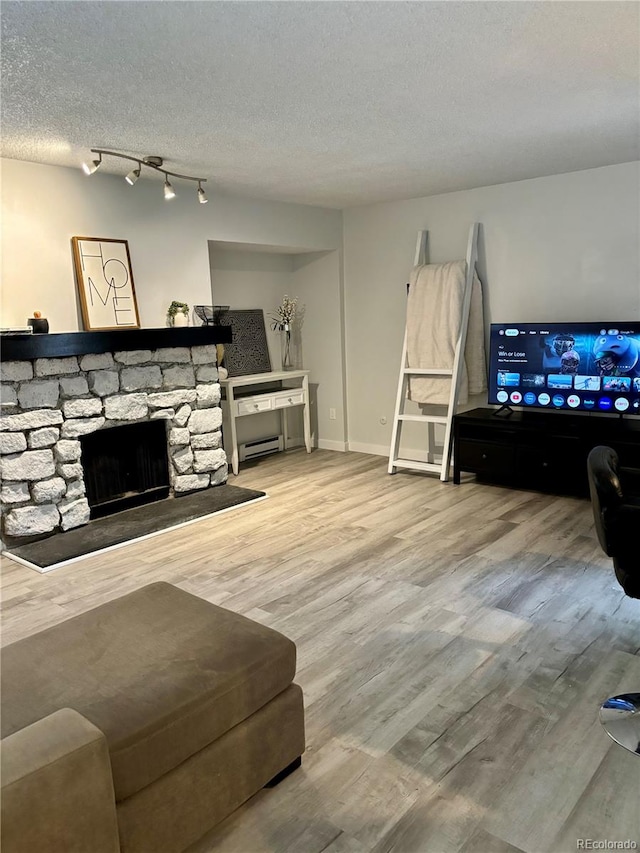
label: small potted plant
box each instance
[167,301,189,327]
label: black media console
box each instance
[453,407,640,496]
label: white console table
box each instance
[219,369,312,475]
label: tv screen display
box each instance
[488,323,640,414]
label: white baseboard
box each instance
[316,438,348,452]
[348,442,441,461]
[347,441,389,456]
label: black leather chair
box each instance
[586,445,640,754]
[587,445,640,599]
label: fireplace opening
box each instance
[80,420,170,519]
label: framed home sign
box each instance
[71,237,141,330]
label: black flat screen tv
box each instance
[488,322,640,415]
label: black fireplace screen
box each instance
[80,420,170,519]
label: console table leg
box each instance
[302,376,312,454]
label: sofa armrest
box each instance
[1,708,120,853]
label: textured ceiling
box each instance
[1,1,638,208]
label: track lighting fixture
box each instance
[82,153,102,175]
[81,149,208,205]
[125,166,141,185]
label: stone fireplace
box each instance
[80,419,170,518]
[0,327,232,543]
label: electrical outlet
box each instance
[329,408,336,420]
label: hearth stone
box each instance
[0,409,63,431]
[191,432,222,449]
[17,380,59,410]
[196,365,218,382]
[65,480,86,500]
[61,417,106,438]
[114,350,152,365]
[59,376,89,397]
[152,347,191,363]
[35,357,79,377]
[188,408,222,434]
[2,449,55,481]
[169,428,190,446]
[121,366,163,392]
[174,473,210,493]
[191,345,218,364]
[89,370,119,397]
[5,504,59,536]
[196,384,220,408]
[59,463,83,480]
[0,434,27,455]
[62,398,103,418]
[80,353,114,371]
[2,361,33,382]
[59,498,90,531]
[193,449,226,474]
[172,446,194,474]
[55,440,81,462]
[28,428,60,449]
[163,365,195,389]
[2,482,30,503]
[32,477,66,504]
[211,466,227,486]
[1,385,17,407]
[148,389,197,408]
[174,404,192,427]
[104,394,148,420]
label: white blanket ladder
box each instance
[388,223,479,482]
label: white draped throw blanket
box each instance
[407,260,487,405]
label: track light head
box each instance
[197,183,208,204]
[125,166,141,186]
[82,154,102,175]
[164,178,176,200]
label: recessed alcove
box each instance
[207,240,347,453]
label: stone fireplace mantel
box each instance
[1,326,232,361]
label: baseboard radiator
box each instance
[239,435,284,462]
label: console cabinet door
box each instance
[515,436,584,493]
[457,439,515,481]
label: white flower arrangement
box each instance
[270,295,298,331]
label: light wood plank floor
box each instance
[2,449,639,853]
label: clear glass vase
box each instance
[280,327,293,370]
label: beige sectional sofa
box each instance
[1,582,305,852]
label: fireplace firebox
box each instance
[80,421,170,519]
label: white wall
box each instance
[4,158,639,460]
[343,162,640,454]
[292,250,346,450]
[0,158,342,331]
[208,246,347,450]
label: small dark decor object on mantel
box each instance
[194,305,230,326]
[27,312,49,334]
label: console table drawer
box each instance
[237,397,273,416]
[274,390,304,408]
[457,440,515,476]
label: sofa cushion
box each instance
[1,583,297,801]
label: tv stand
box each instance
[453,408,640,495]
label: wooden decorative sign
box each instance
[71,237,140,331]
